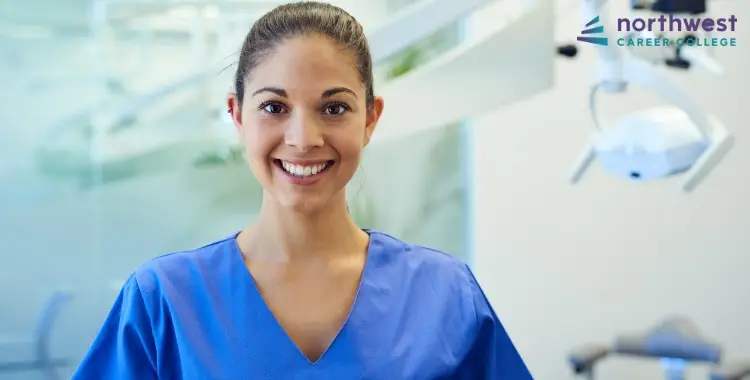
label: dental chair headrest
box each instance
[613,317,722,363]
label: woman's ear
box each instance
[364,97,384,147]
[227,93,243,134]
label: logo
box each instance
[577,14,738,48]
[615,14,738,47]
[577,15,609,46]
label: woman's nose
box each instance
[285,113,324,152]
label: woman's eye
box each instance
[325,104,347,115]
[263,103,284,114]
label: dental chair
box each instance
[0,290,73,380]
[568,317,750,380]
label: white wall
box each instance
[469,0,750,379]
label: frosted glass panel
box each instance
[350,125,468,260]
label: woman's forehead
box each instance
[246,36,364,96]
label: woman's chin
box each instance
[277,194,330,215]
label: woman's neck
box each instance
[239,193,368,263]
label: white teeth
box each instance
[280,161,330,177]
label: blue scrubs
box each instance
[73,230,532,379]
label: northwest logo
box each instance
[577,15,609,46]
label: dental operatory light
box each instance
[568,0,734,192]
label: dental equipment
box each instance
[568,317,750,380]
[568,0,734,192]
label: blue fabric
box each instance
[73,230,532,379]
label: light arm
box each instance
[581,0,712,138]
[580,0,627,92]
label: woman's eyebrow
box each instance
[250,86,357,99]
[322,87,357,99]
[252,87,287,97]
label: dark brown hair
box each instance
[234,1,375,109]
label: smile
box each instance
[274,159,334,179]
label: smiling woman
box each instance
[245,83,361,187]
[231,28,380,215]
[71,2,532,379]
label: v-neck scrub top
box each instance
[73,230,532,379]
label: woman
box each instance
[73,2,532,379]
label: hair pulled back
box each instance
[234,2,375,109]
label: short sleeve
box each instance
[72,274,158,379]
[454,267,533,379]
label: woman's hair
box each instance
[234,1,375,109]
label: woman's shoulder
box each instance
[366,229,478,289]
[367,229,470,266]
[128,233,240,294]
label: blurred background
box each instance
[0,0,747,379]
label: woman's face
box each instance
[228,35,384,214]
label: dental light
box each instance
[568,0,734,192]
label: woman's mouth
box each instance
[274,159,334,184]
